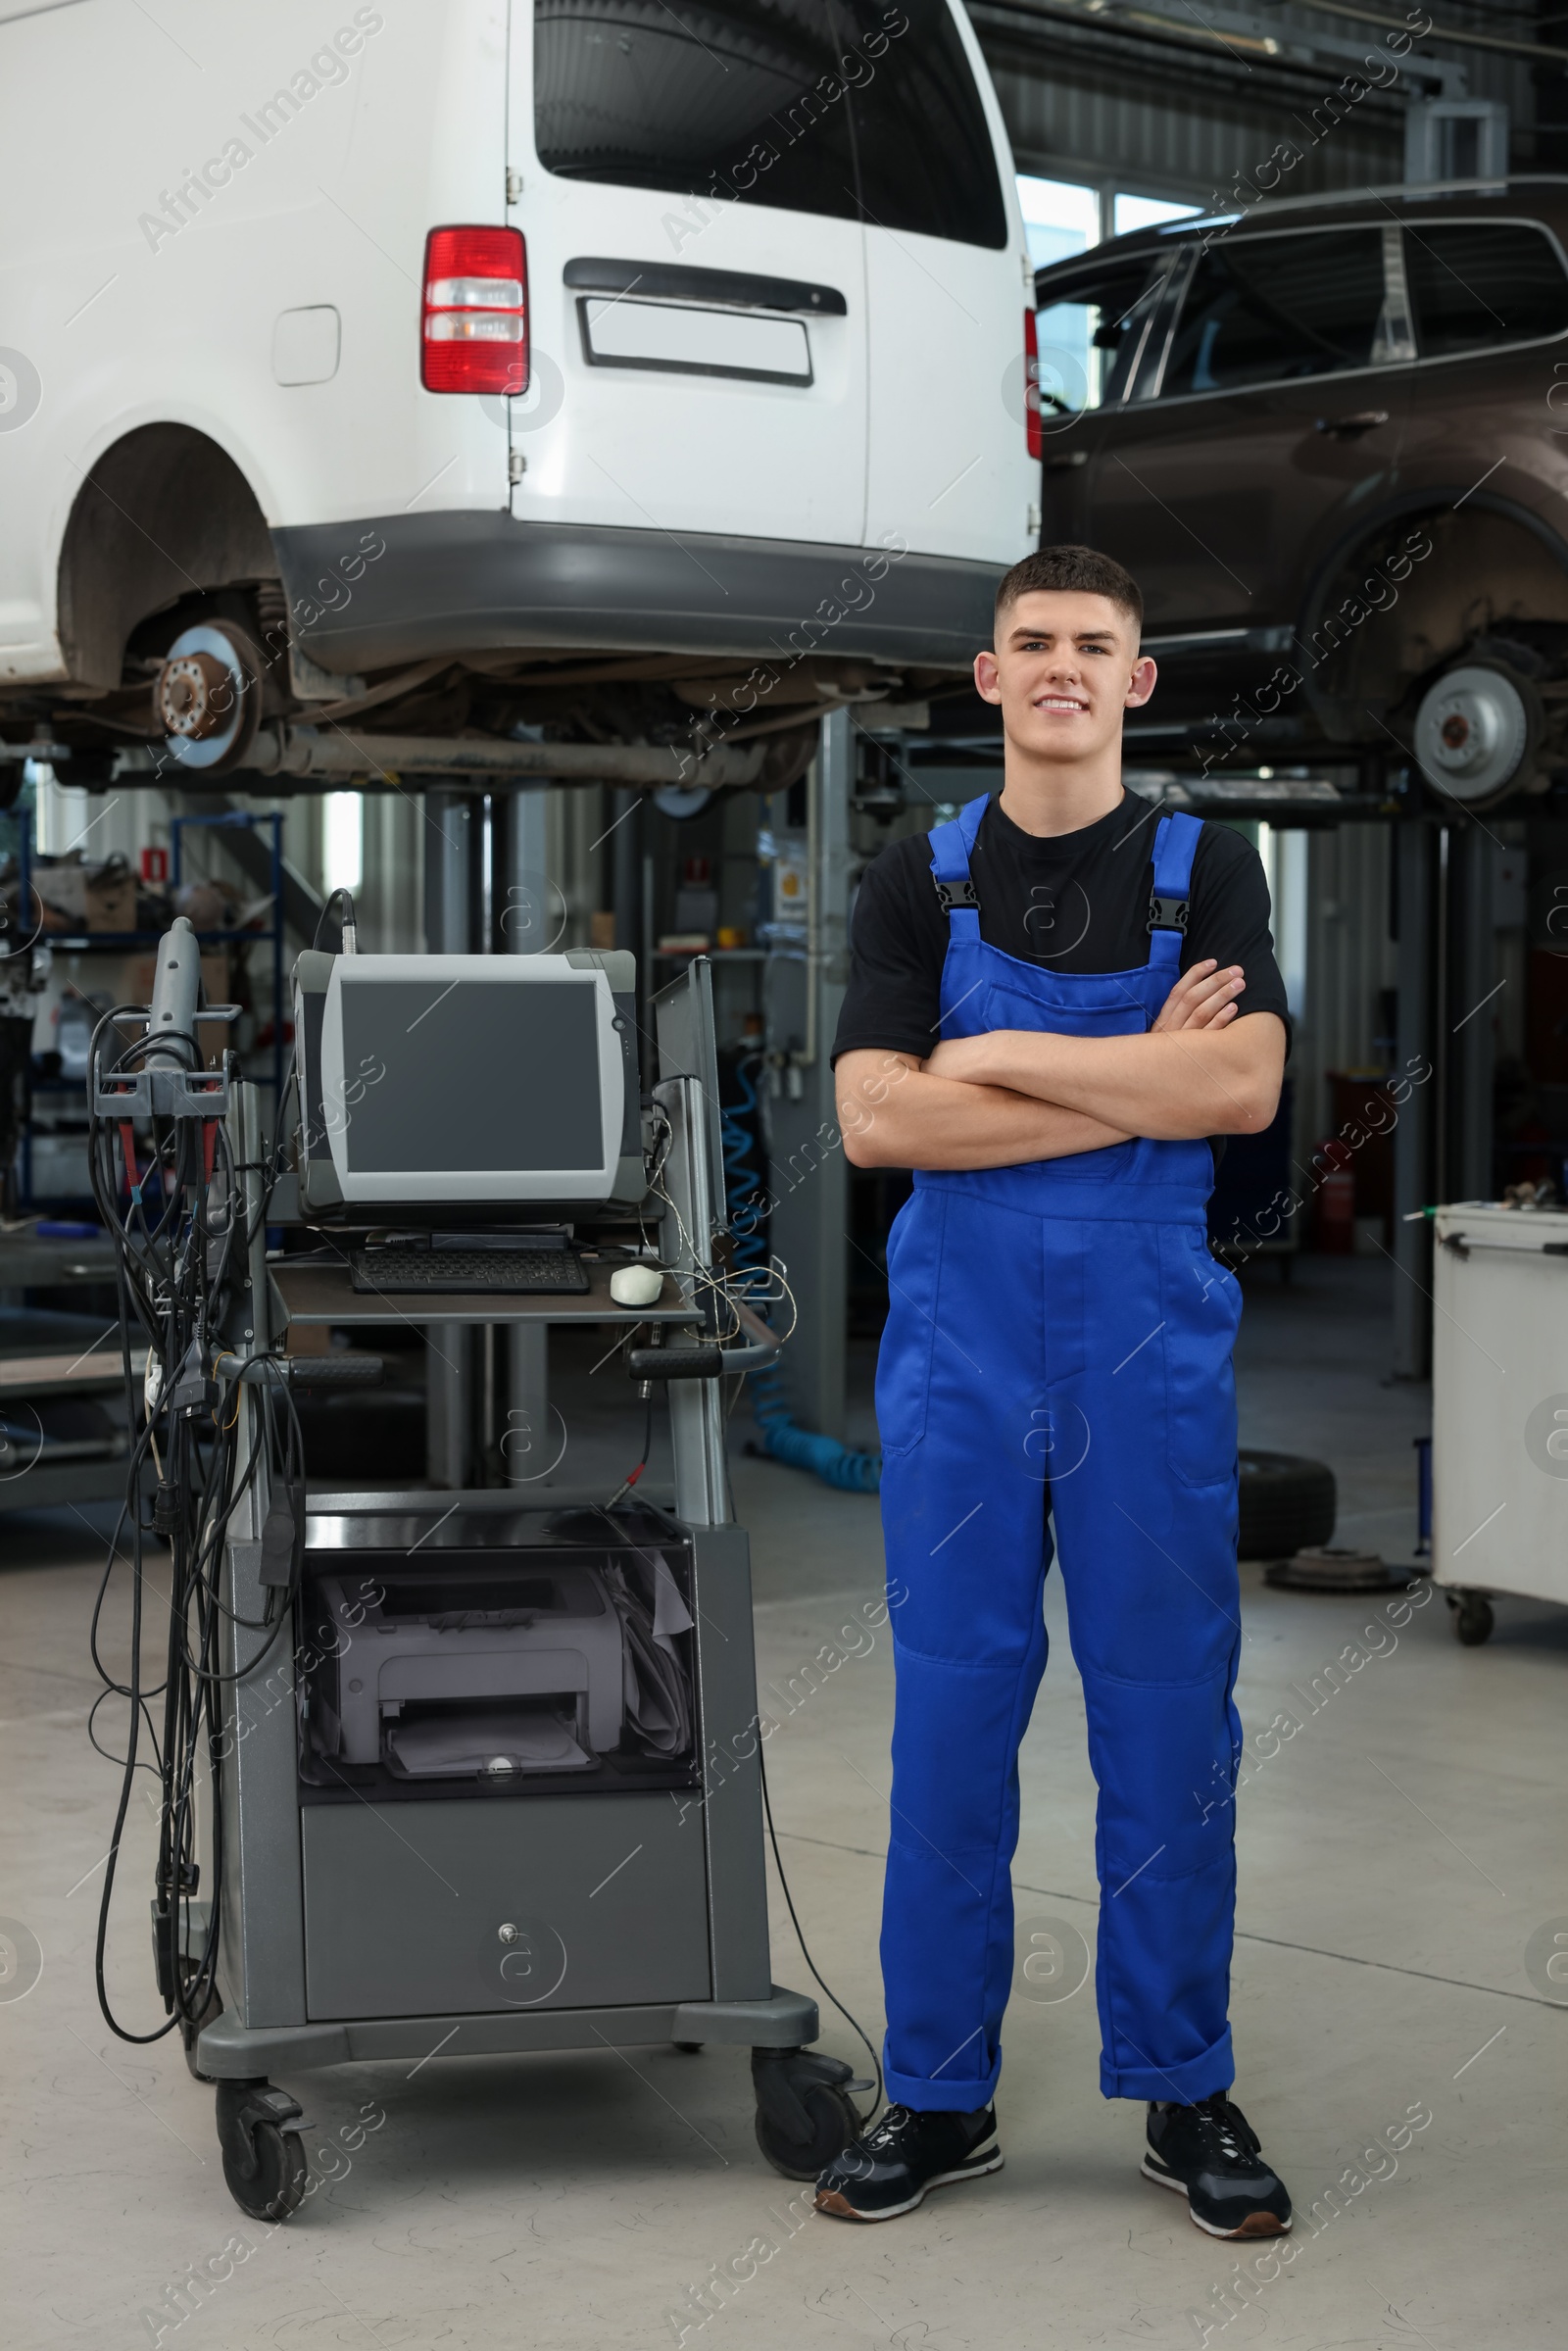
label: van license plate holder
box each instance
[578,297,811,388]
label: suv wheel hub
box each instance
[1414,663,1530,801]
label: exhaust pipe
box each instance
[251,726,772,786]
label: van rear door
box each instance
[514,0,868,550]
[854,0,1031,562]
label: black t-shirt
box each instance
[832,794,1291,1065]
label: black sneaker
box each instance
[1143,2095,1293,2238]
[814,2103,1003,2222]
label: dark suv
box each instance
[1033,177,1568,809]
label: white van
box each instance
[0,0,1036,781]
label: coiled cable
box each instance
[720,1053,880,1494]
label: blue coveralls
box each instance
[875,796,1245,2111]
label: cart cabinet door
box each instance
[302,1792,711,2018]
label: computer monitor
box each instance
[293,952,642,1212]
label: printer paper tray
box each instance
[386,1707,596,1778]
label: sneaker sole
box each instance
[1141,2154,1293,2239]
[814,2149,1004,2224]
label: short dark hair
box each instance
[995,545,1143,636]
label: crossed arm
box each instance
[837,959,1287,1172]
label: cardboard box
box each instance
[31,862,88,928]
[84,865,136,932]
[32,857,137,934]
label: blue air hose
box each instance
[720,1054,771,1285]
[720,1055,880,1494]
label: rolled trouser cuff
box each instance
[882,2037,1001,2114]
[1101,2023,1234,2103]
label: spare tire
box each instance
[1238,1449,1336,1561]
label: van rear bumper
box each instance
[272,512,1002,675]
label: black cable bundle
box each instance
[84,1002,303,2045]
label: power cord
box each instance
[313,887,357,953]
[593,1444,882,2126]
[605,1386,655,1510]
[759,1742,883,2126]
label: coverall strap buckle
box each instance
[1148,893,1190,933]
[935,876,981,912]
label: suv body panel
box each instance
[1035,180,1568,759]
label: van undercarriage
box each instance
[0,508,994,797]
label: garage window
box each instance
[1405,221,1568,359]
[534,0,1005,247]
[1160,228,1389,397]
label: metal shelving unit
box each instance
[11,808,285,1208]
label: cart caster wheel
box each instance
[179,1969,222,2083]
[751,2045,862,2181]
[1454,1593,1494,1646]
[216,2080,309,2222]
[673,2041,704,2053]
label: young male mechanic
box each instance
[814,546,1294,2238]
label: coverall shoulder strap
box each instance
[1149,810,1203,935]
[928,793,988,938]
[1146,809,1203,976]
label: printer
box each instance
[305,1547,694,1782]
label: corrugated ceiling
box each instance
[968,0,1544,200]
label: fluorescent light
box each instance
[324,791,364,894]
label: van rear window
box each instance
[534,0,1005,249]
[838,0,1006,248]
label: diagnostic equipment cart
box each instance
[88,926,861,2220]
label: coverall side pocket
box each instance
[1159,1225,1242,1489]
[874,1193,943,1458]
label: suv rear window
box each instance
[533,0,1006,247]
[1405,221,1568,358]
[1161,228,1388,396]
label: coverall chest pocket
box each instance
[979,979,1150,1041]
[1159,1225,1242,1489]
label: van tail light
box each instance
[1023,309,1043,460]
[421,226,528,395]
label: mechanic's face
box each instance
[974,590,1155,764]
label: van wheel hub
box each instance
[152,621,262,772]
[158,651,235,740]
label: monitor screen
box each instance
[313,957,623,1202]
[338,978,603,1175]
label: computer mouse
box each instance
[611,1263,665,1306]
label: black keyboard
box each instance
[351,1248,590,1295]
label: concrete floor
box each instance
[3,1257,1565,2350]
